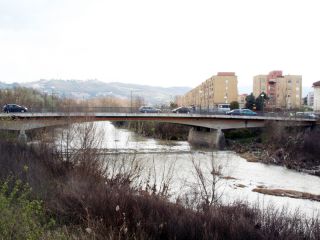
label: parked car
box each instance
[226,109,257,116]
[226,109,241,115]
[296,112,318,119]
[3,104,28,113]
[139,106,161,113]
[172,107,191,114]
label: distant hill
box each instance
[0,82,19,89]
[0,79,191,105]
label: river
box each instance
[58,121,320,218]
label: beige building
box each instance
[238,94,248,108]
[253,70,302,109]
[179,72,238,108]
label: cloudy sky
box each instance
[0,0,319,93]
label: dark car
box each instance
[172,107,190,114]
[296,112,318,119]
[226,109,257,116]
[3,104,28,113]
[139,106,161,113]
[226,109,241,115]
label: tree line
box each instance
[0,87,147,112]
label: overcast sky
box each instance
[0,0,319,93]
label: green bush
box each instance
[229,101,239,110]
[0,178,54,240]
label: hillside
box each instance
[0,79,191,105]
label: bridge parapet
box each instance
[0,112,316,131]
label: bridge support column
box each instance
[188,127,225,149]
[18,129,27,143]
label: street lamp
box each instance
[261,93,265,114]
[51,87,55,112]
[130,89,140,113]
[199,90,203,113]
[130,90,133,113]
[206,87,210,112]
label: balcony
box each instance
[268,79,276,84]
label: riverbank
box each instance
[226,131,320,177]
[252,187,320,202]
[113,121,320,176]
[1,139,319,239]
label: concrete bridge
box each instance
[0,112,317,148]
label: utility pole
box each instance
[207,86,210,112]
[130,90,133,113]
[199,90,203,113]
[51,88,54,112]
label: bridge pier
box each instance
[18,129,27,143]
[188,127,225,149]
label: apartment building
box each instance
[253,70,302,109]
[180,72,238,108]
[307,92,314,107]
[313,81,320,112]
[238,94,248,108]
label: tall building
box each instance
[253,70,302,109]
[179,72,238,108]
[307,92,314,107]
[313,81,320,112]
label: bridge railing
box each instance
[28,106,142,113]
[24,106,318,120]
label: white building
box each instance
[307,91,314,107]
[313,81,320,112]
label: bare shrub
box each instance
[190,155,223,208]
[261,121,320,171]
[263,121,289,146]
[104,153,143,189]
[143,158,176,198]
[0,121,319,239]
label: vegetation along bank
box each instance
[114,120,320,176]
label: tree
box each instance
[255,92,269,111]
[303,96,307,106]
[170,101,178,109]
[229,101,239,110]
[245,93,256,110]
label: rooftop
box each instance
[313,81,320,87]
[217,72,235,76]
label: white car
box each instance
[139,106,161,113]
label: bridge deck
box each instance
[0,112,317,122]
[0,112,317,131]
